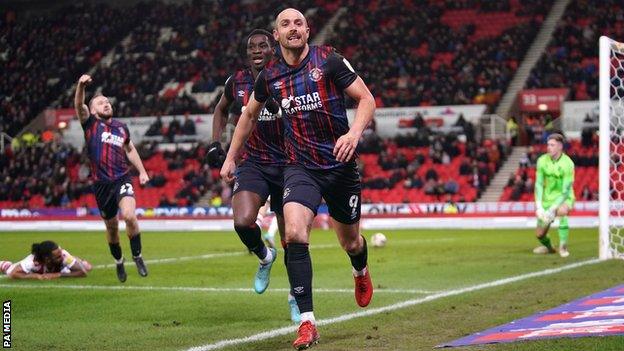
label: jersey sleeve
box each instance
[326,50,358,90]
[253,70,270,103]
[81,115,96,130]
[223,75,235,102]
[61,249,77,269]
[534,156,545,207]
[18,255,37,273]
[123,125,131,144]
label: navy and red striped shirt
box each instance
[224,69,286,165]
[254,45,358,169]
[82,115,131,182]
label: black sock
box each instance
[130,234,142,257]
[109,242,122,261]
[234,223,267,260]
[348,236,368,272]
[287,243,313,313]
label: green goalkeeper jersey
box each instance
[534,153,575,209]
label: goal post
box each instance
[599,36,624,259]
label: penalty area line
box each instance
[184,258,602,351]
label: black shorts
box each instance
[283,163,361,224]
[232,161,284,215]
[93,178,135,220]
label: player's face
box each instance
[246,34,273,71]
[91,96,113,119]
[547,139,563,157]
[49,248,63,265]
[274,8,309,50]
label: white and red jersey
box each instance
[5,248,77,275]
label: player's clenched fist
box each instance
[78,74,92,86]
[333,132,359,163]
[220,158,236,184]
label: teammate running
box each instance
[533,133,575,258]
[221,9,376,349]
[74,74,149,282]
[208,29,300,323]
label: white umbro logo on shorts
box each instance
[293,286,304,294]
[283,188,291,199]
[233,182,239,192]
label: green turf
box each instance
[1,228,622,350]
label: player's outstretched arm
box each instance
[334,77,375,162]
[74,74,92,124]
[124,140,150,185]
[220,92,263,183]
[7,265,60,280]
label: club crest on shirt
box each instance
[309,67,323,82]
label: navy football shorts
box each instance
[283,162,361,224]
[232,160,284,215]
[93,177,135,220]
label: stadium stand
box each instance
[328,0,552,108]
[525,0,624,100]
[357,118,510,204]
[54,0,336,117]
[1,1,336,136]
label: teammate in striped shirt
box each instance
[74,74,149,282]
[209,29,299,323]
[221,8,376,349]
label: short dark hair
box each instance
[246,29,274,48]
[88,93,104,110]
[547,133,565,144]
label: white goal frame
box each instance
[599,36,624,259]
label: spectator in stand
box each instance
[145,116,163,136]
[167,117,181,142]
[182,114,196,135]
[158,195,175,207]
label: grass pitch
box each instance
[1,228,622,350]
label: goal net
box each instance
[599,36,624,259]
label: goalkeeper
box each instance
[533,133,575,257]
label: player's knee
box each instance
[340,237,362,254]
[121,210,137,224]
[233,212,257,229]
[535,229,546,239]
[285,222,305,243]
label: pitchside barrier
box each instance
[0,202,602,231]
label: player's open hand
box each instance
[220,158,236,184]
[139,172,150,186]
[334,132,359,163]
[78,74,92,86]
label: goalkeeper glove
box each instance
[206,141,226,168]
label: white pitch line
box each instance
[90,238,455,269]
[185,258,603,351]
[0,284,438,295]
